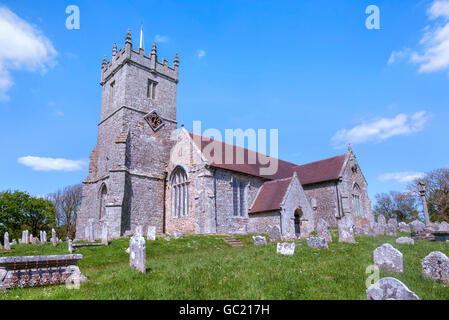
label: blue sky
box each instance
[0,0,448,203]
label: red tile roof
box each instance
[249,178,292,214]
[188,132,347,185]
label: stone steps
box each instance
[223,238,244,247]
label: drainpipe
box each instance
[335,180,342,219]
[162,171,167,234]
[213,168,218,233]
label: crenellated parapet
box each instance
[100,29,179,86]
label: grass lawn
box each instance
[0,231,448,300]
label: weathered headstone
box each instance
[307,237,328,249]
[68,239,73,254]
[387,219,398,229]
[276,243,295,256]
[337,215,355,243]
[377,215,386,227]
[11,239,17,246]
[363,225,371,236]
[366,277,419,300]
[266,225,281,241]
[146,226,156,241]
[440,221,449,232]
[374,243,403,273]
[101,224,109,246]
[128,233,146,273]
[398,222,411,233]
[135,225,143,236]
[396,237,414,245]
[252,235,267,246]
[173,231,183,239]
[88,219,95,242]
[51,228,57,247]
[422,251,449,284]
[385,223,397,237]
[409,220,425,233]
[373,222,385,236]
[316,218,332,242]
[4,232,10,251]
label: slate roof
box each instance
[188,132,347,186]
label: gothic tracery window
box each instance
[171,166,189,217]
[352,184,361,216]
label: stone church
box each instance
[75,30,374,241]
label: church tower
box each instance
[76,30,179,239]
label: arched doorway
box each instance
[294,208,303,238]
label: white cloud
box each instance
[389,1,449,74]
[388,48,411,64]
[197,49,206,59]
[331,111,431,148]
[0,6,57,101]
[154,34,169,43]
[18,156,86,172]
[378,172,426,184]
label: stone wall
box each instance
[303,181,339,227]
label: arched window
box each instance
[232,177,247,217]
[99,184,107,220]
[170,166,189,217]
[352,184,361,216]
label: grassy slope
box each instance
[0,231,448,300]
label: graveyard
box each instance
[0,229,448,300]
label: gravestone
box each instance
[11,240,17,246]
[252,235,267,246]
[51,228,57,247]
[396,237,414,245]
[316,218,332,242]
[276,243,295,256]
[377,215,386,227]
[387,219,398,229]
[366,277,419,300]
[374,243,403,272]
[385,223,397,237]
[101,224,109,246]
[409,220,425,233]
[373,222,385,236]
[266,225,281,242]
[4,232,10,251]
[307,237,328,249]
[422,251,449,284]
[363,225,371,236]
[128,233,146,273]
[68,239,73,254]
[440,221,449,232]
[398,222,411,233]
[173,231,183,239]
[146,226,156,241]
[337,215,355,243]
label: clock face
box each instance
[144,111,164,131]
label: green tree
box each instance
[0,190,30,240]
[373,191,419,223]
[407,168,449,223]
[24,197,56,236]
